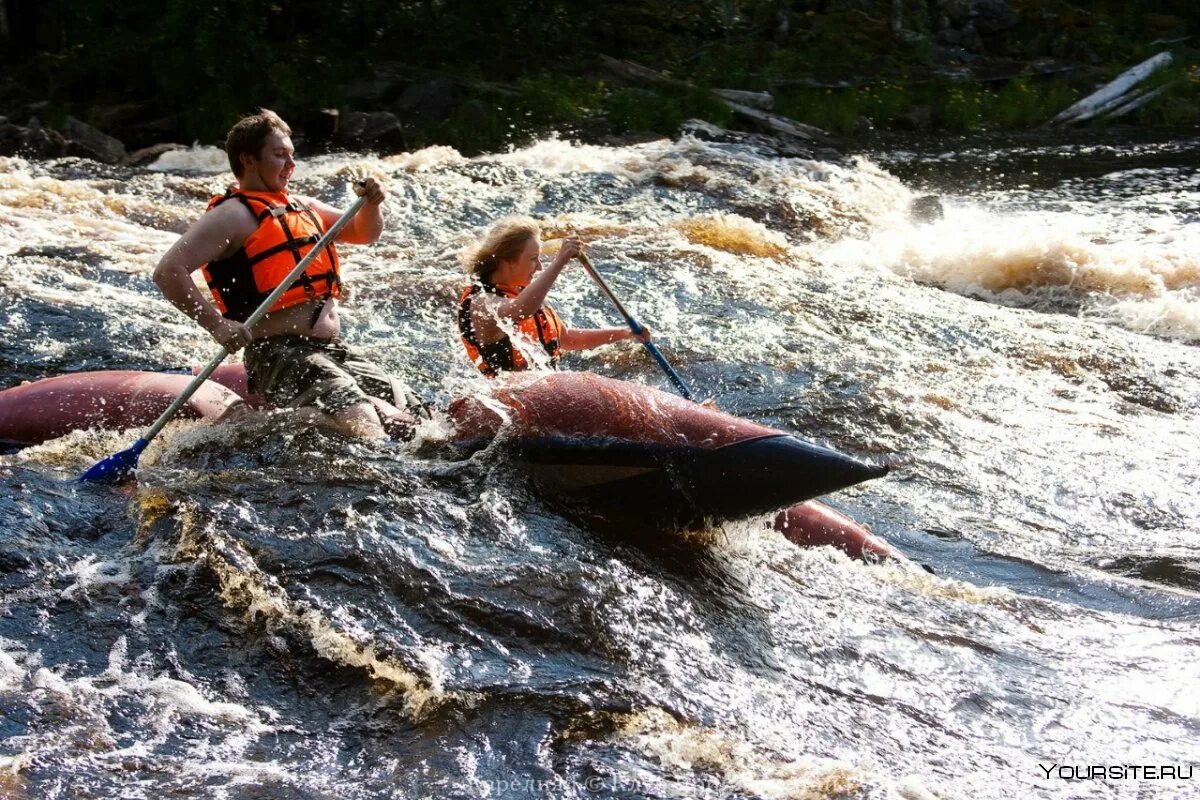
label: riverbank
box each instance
[0,1,1197,160]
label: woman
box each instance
[457,216,649,377]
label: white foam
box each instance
[61,556,132,600]
[0,751,33,775]
[0,646,24,692]
[172,513,457,719]
[148,144,230,174]
[0,642,268,792]
[385,145,467,171]
[897,776,949,799]
[823,200,1200,339]
[487,136,668,175]
[616,708,869,800]
[1094,289,1200,340]
[138,673,256,722]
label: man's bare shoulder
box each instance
[202,195,261,236]
[170,195,260,267]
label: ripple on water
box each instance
[0,133,1198,798]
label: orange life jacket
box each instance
[201,189,342,322]
[457,282,563,377]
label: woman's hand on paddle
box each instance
[210,318,253,353]
[552,236,583,269]
[354,176,387,206]
[631,325,652,343]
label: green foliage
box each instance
[776,77,1085,134]
[515,76,605,124]
[1129,57,1200,125]
[774,88,862,136]
[603,88,682,133]
[934,82,986,130]
[1,0,1198,148]
[776,82,915,135]
[987,78,1078,127]
[680,88,735,129]
[433,77,607,155]
[602,86,731,135]
[688,42,765,89]
[862,82,915,124]
[800,10,895,73]
[438,100,517,155]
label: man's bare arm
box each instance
[308,178,386,245]
[152,204,256,351]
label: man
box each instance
[153,109,417,439]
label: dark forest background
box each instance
[0,0,1197,156]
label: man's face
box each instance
[246,130,295,191]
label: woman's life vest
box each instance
[201,189,342,322]
[457,282,563,377]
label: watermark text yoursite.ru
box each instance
[1039,763,1194,781]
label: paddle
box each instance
[79,193,371,483]
[577,252,695,401]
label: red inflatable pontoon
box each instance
[0,367,898,561]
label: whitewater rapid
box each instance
[1,130,1198,799]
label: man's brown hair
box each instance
[225,109,291,177]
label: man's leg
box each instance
[213,398,262,424]
[330,399,389,439]
[366,397,418,439]
[340,349,426,440]
[248,338,390,440]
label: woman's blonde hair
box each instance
[463,215,540,281]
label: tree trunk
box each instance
[1104,83,1173,120]
[1048,52,1174,126]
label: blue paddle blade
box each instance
[78,438,148,483]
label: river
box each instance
[0,127,1197,798]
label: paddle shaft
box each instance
[577,253,694,400]
[138,194,370,444]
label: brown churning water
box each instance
[0,131,1198,798]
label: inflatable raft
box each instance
[446,371,886,530]
[0,367,896,558]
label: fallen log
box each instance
[768,78,854,89]
[768,62,1075,90]
[1103,83,1174,120]
[713,88,773,110]
[679,118,828,159]
[1047,51,1173,127]
[723,102,830,142]
[599,54,831,142]
[598,55,691,91]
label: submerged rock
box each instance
[60,116,127,164]
[338,111,405,150]
[0,116,69,158]
[679,118,841,161]
[909,195,945,224]
[123,143,186,168]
